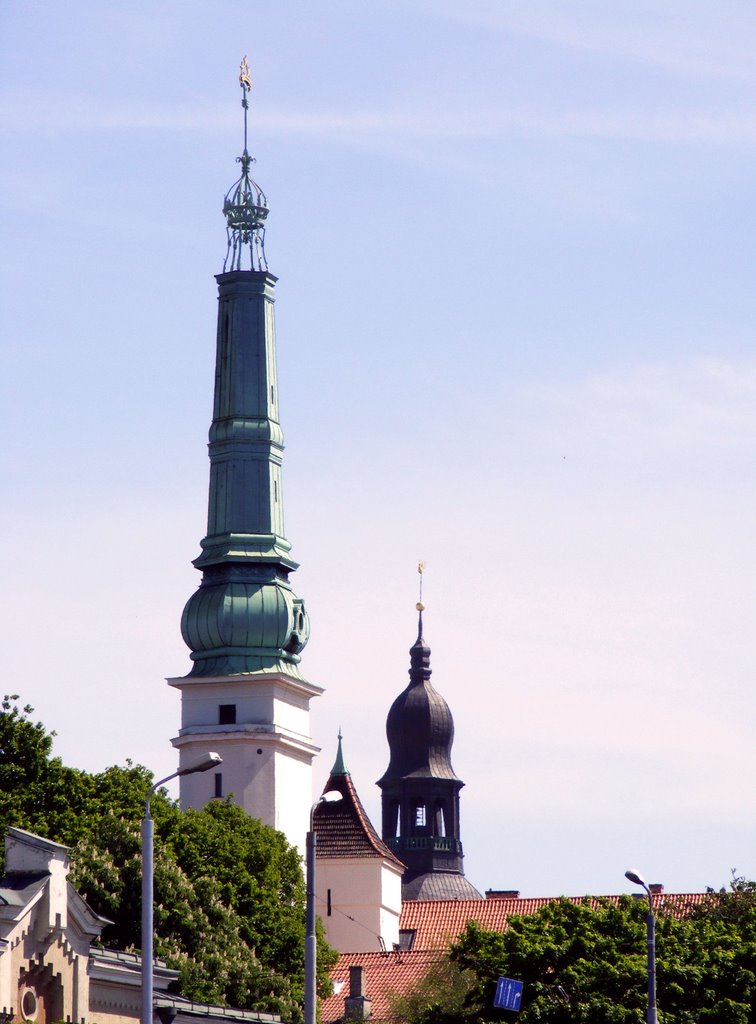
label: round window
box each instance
[21,989,38,1021]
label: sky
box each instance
[2,0,755,900]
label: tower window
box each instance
[435,803,447,837]
[414,803,426,828]
[219,704,236,724]
[214,773,223,798]
[327,888,332,916]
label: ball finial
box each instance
[416,601,425,612]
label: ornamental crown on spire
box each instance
[223,57,269,272]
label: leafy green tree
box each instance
[396,891,756,1024]
[0,696,337,1022]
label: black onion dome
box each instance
[379,613,460,783]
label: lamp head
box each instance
[625,868,647,888]
[178,751,222,777]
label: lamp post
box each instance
[141,752,222,1024]
[625,868,657,1024]
[305,791,343,1024]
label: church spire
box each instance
[170,64,321,854]
[377,567,480,901]
[179,61,309,679]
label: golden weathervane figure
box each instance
[239,56,252,91]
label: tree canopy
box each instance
[0,696,337,1022]
[392,888,756,1024]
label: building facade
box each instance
[0,828,280,1024]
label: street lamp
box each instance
[305,791,343,1024]
[141,752,222,1024]
[625,868,658,1024]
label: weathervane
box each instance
[222,56,269,272]
[416,560,426,612]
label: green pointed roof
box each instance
[330,730,347,775]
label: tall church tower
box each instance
[377,593,480,901]
[169,61,321,852]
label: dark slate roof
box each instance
[155,995,280,1023]
[402,871,481,902]
[0,872,48,908]
[378,612,459,784]
[314,771,405,869]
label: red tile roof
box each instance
[323,892,709,1022]
[322,950,444,1024]
[399,893,708,950]
[314,772,405,868]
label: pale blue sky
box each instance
[2,1,756,898]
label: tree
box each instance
[0,696,338,1022]
[395,892,756,1024]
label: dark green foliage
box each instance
[397,890,756,1023]
[0,697,337,1022]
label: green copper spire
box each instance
[180,63,309,678]
[331,730,348,775]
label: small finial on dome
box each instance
[223,58,269,272]
[416,560,426,638]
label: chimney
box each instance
[344,966,372,1021]
[649,883,664,895]
[485,889,520,899]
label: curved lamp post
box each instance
[305,791,343,1024]
[142,752,222,1024]
[625,868,658,1024]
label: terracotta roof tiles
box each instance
[323,892,710,1022]
[314,772,404,868]
[399,893,708,950]
[322,950,444,1024]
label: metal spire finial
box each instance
[416,560,426,638]
[223,57,269,272]
[331,728,348,775]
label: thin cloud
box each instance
[426,0,756,84]
[529,357,756,453]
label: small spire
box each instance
[223,57,269,272]
[331,729,348,775]
[410,561,431,685]
[416,559,426,640]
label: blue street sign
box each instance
[494,976,524,1012]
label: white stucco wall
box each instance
[316,857,402,953]
[170,673,321,856]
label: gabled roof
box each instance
[314,759,404,868]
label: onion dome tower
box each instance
[168,60,322,853]
[377,577,480,900]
